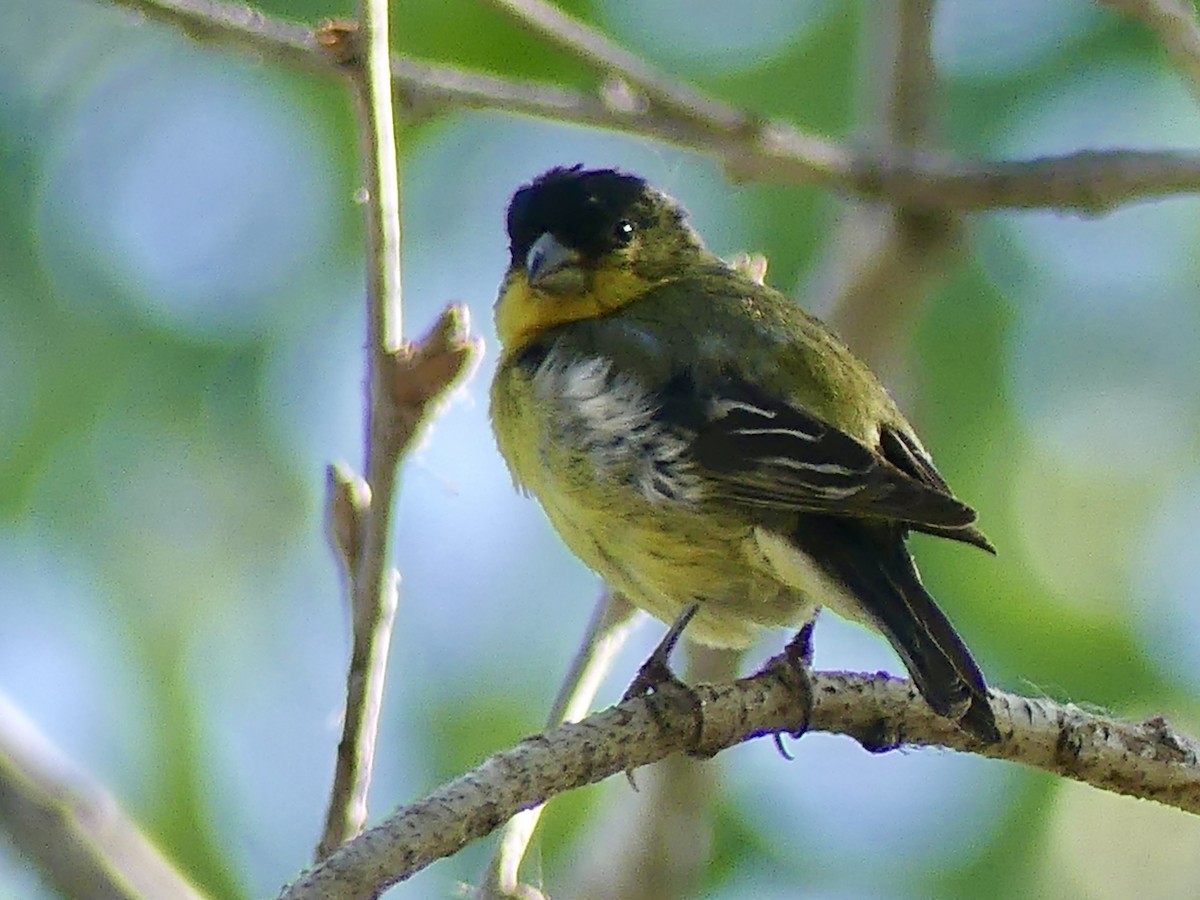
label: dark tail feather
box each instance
[794,519,1000,744]
[876,545,999,743]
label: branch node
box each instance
[315,19,361,67]
[1139,715,1198,763]
[600,77,647,115]
[855,720,905,754]
[382,303,483,438]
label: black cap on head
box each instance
[506,166,648,266]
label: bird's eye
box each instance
[613,220,635,245]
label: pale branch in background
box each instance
[812,0,961,379]
[279,665,1200,900]
[112,0,329,72]
[570,644,741,900]
[479,591,639,899]
[1101,0,1200,105]
[105,0,1200,213]
[483,0,746,130]
[0,693,207,900]
[879,0,938,149]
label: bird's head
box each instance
[495,166,706,354]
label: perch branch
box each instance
[280,665,1200,900]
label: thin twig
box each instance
[315,0,406,860]
[480,591,638,898]
[279,666,1200,900]
[111,0,332,73]
[0,692,206,900]
[483,0,746,130]
[317,314,480,859]
[315,9,483,859]
[1101,0,1200,105]
[103,0,1200,213]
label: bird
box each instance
[489,165,1000,743]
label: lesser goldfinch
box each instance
[490,166,1000,743]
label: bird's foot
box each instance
[762,621,815,759]
[620,603,699,704]
[621,604,701,788]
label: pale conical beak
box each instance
[525,232,583,292]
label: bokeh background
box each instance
[4,0,1200,897]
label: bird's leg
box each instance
[621,604,701,790]
[785,618,816,669]
[765,619,816,759]
[621,603,699,703]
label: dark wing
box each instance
[665,373,988,541]
[878,425,995,553]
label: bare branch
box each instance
[110,0,333,73]
[1101,0,1200,105]
[311,0,406,859]
[279,664,1200,900]
[102,0,1200,213]
[317,308,481,859]
[315,8,481,863]
[0,693,205,900]
[482,0,746,130]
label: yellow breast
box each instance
[491,348,816,649]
